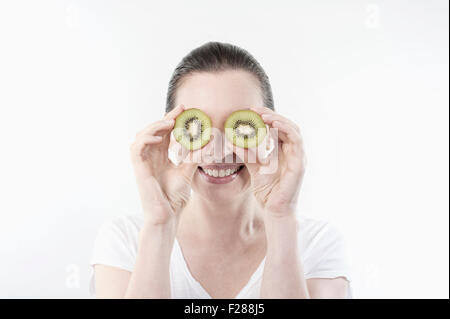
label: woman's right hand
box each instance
[130,104,198,226]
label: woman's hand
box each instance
[245,106,306,218]
[130,104,198,225]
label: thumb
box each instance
[177,161,198,184]
[177,150,200,183]
[245,161,259,177]
[176,138,214,182]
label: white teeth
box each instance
[202,167,241,177]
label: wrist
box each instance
[264,203,297,218]
[264,210,297,224]
[142,204,180,226]
[264,213,299,259]
[138,218,177,260]
[140,216,177,238]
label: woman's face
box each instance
[175,70,265,203]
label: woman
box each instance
[90,42,351,298]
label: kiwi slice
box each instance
[173,108,212,150]
[224,110,267,148]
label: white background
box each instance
[0,0,448,298]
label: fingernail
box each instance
[261,113,271,119]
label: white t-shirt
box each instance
[89,214,352,298]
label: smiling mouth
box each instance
[198,165,245,184]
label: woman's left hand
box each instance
[245,106,306,218]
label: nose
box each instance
[206,128,235,163]
[167,127,234,166]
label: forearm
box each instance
[124,219,177,298]
[260,213,310,299]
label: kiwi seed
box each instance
[173,108,212,150]
[224,110,267,149]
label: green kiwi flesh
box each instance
[173,108,212,150]
[224,110,267,148]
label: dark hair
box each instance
[165,41,274,113]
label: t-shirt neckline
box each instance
[173,237,266,299]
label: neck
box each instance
[178,191,264,246]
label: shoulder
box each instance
[295,214,352,283]
[96,213,145,239]
[89,214,144,296]
[91,214,145,270]
[296,215,345,249]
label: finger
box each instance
[246,144,280,175]
[177,161,199,182]
[135,135,164,147]
[226,141,256,165]
[250,106,301,133]
[167,135,190,166]
[177,149,205,184]
[246,133,279,171]
[222,128,270,167]
[255,124,275,160]
[261,113,300,133]
[245,161,259,176]
[168,131,190,166]
[164,104,185,121]
[135,104,183,138]
[271,120,302,145]
[250,106,276,116]
[131,135,164,159]
[136,119,175,139]
[182,134,216,164]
